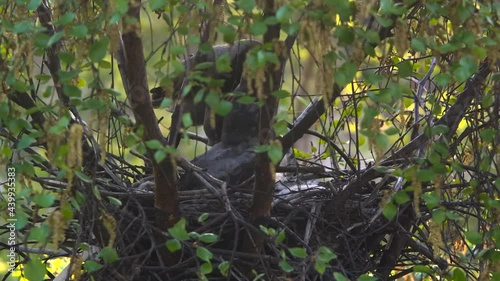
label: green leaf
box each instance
[272,90,291,98]
[13,20,36,34]
[317,246,337,263]
[453,55,478,82]
[107,196,122,207]
[199,233,218,244]
[393,190,410,204]
[70,25,89,38]
[75,170,93,183]
[438,43,460,53]
[218,261,230,277]
[334,61,357,88]
[168,218,190,241]
[333,25,355,45]
[159,98,173,109]
[237,95,256,104]
[385,127,400,136]
[154,149,167,163]
[25,257,45,281]
[422,191,440,209]
[279,260,294,272]
[28,0,43,11]
[54,12,75,25]
[382,202,397,221]
[216,53,232,73]
[431,208,446,224]
[464,231,483,245]
[200,262,213,274]
[315,260,327,274]
[89,37,110,63]
[198,213,209,223]
[84,260,103,273]
[182,112,193,127]
[99,247,119,263]
[228,15,244,27]
[255,145,269,153]
[166,239,182,252]
[217,25,236,44]
[59,52,75,65]
[259,225,276,236]
[363,70,384,85]
[276,230,286,244]
[416,169,435,182]
[205,91,221,108]
[431,125,449,135]
[105,0,128,20]
[446,210,462,221]
[189,232,200,240]
[267,144,283,164]
[361,107,378,128]
[413,265,434,274]
[63,84,82,97]
[410,38,426,52]
[397,61,412,78]
[33,193,55,208]
[452,268,466,281]
[196,246,213,262]
[216,100,233,116]
[237,0,256,13]
[145,139,164,150]
[264,16,279,25]
[17,135,35,150]
[150,0,167,10]
[434,73,451,87]
[283,22,300,35]
[289,247,307,258]
[47,31,64,47]
[481,91,494,108]
[59,70,81,83]
[333,272,349,281]
[251,21,268,36]
[16,210,28,230]
[357,274,378,281]
[276,6,292,23]
[274,120,288,136]
[28,225,50,244]
[375,133,389,149]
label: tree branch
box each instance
[120,1,179,229]
[245,0,283,254]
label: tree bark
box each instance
[121,1,179,229]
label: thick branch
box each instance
[245,0,282,253]
[121,2,179,229]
